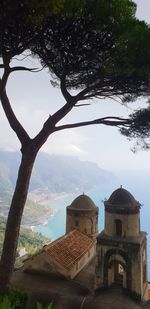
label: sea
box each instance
[34,171,150,280]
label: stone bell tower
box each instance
[66,194,99,241]
[95,187,148,301]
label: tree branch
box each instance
[55,117,132,131]
[0,82,31,151]
[60,75,72,101]
[0,56,11,88]
[75,86,92,101]
[10,66,39,73]
[32,98,77,150]
[31,82,131,151]
[13,53,32,61]
[74,103,91,107]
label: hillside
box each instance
[0,216,50,257]
[0,150,115,226]
[0,150,114,193]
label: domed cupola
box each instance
[104,187,141,237]
[68,194,97,211]
[105,187,140,214]
[66,194,99,240]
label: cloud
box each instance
[41,129,88,158]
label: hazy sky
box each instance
[0,1,150,173]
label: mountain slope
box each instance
[0,150,115,194]
[0,151,115,226]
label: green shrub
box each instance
[0,295,14,309]
[36,303,63,309]
[0,287,28,309]
[36,302,53,309]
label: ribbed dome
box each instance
[105,187,139,209]
[104,188,140,213]
[68,194,97,211]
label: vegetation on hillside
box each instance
[0,183,52,226]
[0,216,50,256]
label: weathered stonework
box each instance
[66,194,99,241]
[95,187,148,302]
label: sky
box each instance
[0,1,150,173]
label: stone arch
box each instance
[108,259,127,273]
[103,248,131,289]
[108,259,127,287]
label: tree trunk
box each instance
[0,148,37,293]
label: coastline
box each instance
[28,191,73,207]
[32,191,76,240]
[29,192,75,233]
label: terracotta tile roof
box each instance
[43,230,94,270]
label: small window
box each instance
[74,219,78,228]
[115,219,122,236]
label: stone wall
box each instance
[66,209,98,240]
[105,211,140,237]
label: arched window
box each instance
[73,213,78,228]
[74,219,78,228]
[115,219,122,236]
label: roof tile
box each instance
[43,230,94,270]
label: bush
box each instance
[0,287,28,309]
[36,302,53,309]
[36,303,63,309]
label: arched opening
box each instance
[110,260,126,287]
[73,213,79,229]
[104,249,131,290]
[115,219,122,236]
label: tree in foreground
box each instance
[0,0,150,292]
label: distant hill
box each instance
[0,150,115,226]
[0,150,115,193]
